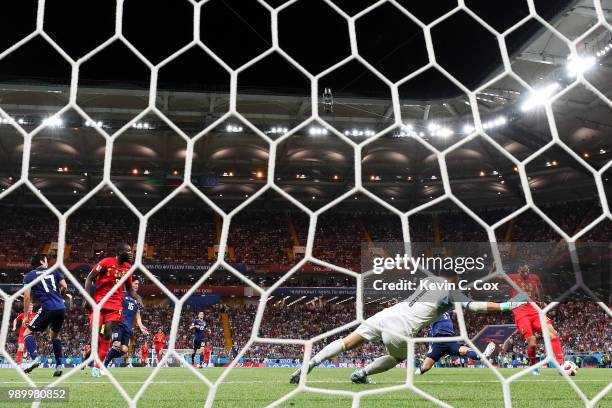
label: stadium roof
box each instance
[0,0,610,212]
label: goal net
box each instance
[0,0,610,407]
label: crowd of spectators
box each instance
[310,213,365,269]
[146,208,217,264]
[0,199,607,272]
[229,211,297,266]
[65,208,140,264]
[0,206,58,265]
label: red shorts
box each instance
[203,354,211,361]
[513,305,551,339]
[141,353,148,361]
[155,344,164,352]
[89,308,122,330]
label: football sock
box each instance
[98,337,110,362]
[527,344,537,365]
[192,352,197,365]
[466,350,480,360]
[24,335,37,360]
[52,339,63,366]
[104,346,123,367]
[95,337,111,368]
[16,350,23,364]
[551,337,564,364]
[309,339,345,372]
[363,355,400,376]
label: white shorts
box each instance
[355,307,412,361]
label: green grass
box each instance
[0,367,608,407]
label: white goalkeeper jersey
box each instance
[387,276,458,336]
[358,277,471,339]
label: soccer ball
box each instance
[561,361,578,376]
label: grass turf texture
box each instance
[0,367,608,407]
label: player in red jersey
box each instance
[141,343,151,367]
[12,303,37,365]
[152,329,166,365]
[84,243,141,376]
[202,342,212,367]
[508,264,564,374]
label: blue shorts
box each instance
[426,341,462,362]
[193,338,205,350]
[28,308,65,333]
[111,324,132,346]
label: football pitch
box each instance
[0,367,608,407]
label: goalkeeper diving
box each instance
[290,270,526,384]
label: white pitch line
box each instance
[0,380,606,385]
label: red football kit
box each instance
[203,344,212,360]
[153,332,166,362]
[153,333,166,348]
[88,257,133,327]
[15,311,37,343]
[508,273,548,339]
[141,343,150,362]
[508,272,563,364]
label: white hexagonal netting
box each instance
[0,0,610,407]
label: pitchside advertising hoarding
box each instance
[271,287,355,296]
[472,324,518,357]
[143,263,247,273]
[0,262,249,272]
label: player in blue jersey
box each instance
[102,279,148,370]
[189,311,207,367]
[22,253,69,377]
[414,311,496,375]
